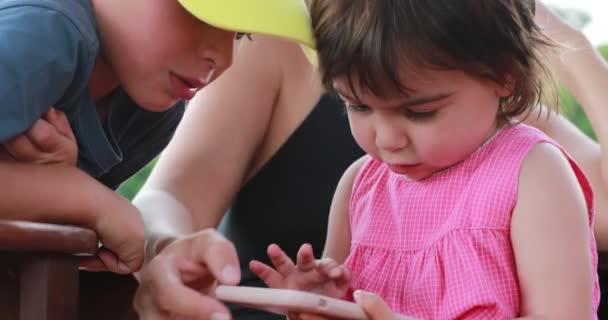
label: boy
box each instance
[0,0,314,275]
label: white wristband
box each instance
[132,189,192,258]
[132,189,190,220]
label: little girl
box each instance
[250,0,599,319]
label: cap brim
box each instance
[178,0,315,49]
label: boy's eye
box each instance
[404,109,437,120]
[346,104,371,112]
[235,32,252,40]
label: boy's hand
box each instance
[4,107,77,166]
[249,243,351,299]
[79,192,145,274]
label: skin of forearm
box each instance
[136,151,250,258]
[0,161,107,227]
[132,188,197,260]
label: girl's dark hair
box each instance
[308,0,556,120]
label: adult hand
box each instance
[134,229,240,319]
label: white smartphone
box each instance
[214,285,368,319]
[215,285,419,320]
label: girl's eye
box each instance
[405,109,437,120]
[235,32,252,40]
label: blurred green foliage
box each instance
[117,158,156,200]
[117,44,608,200]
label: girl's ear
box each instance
[495,75,515,97]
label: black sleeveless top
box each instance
[218,94,364,319]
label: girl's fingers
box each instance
[317,258,342,279]
[249,260,286,288]
[296,243,317,272]
[267,243,296,276]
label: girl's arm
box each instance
[322,156,369,263]
[511,143,594,319]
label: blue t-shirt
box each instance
[0,0,184,189]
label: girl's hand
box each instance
[250,243,351,299]
[4,107,77,166]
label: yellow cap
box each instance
[178,0,315,49]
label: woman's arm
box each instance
[512,143,594,319]
[136,35,290,248]
[528,1,608,249]
[131,36,319,318]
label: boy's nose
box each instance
[197,30,236,82]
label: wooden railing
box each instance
[0,220,97,320]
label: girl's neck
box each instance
[88,56,119,120]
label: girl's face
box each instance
[93,0,245,111]
[336,68,509,180]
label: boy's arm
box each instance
[323,156,369,263]
[0,159,145,274]
[511,143,594,319]
[0,5,90,141]
[0,160,107,225]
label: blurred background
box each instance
[116,2,608,200]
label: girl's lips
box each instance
[388,163,422,174]
[168,72,205,100]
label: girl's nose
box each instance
[375,123,409,153]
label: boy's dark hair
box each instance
[308,0,555,120]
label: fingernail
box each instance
[330,268,341,277]
[211,312,231,320]
[353,290,364,302]
[221,265,240,283]
[118,262,131,274]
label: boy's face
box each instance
[95,0,242,110]
[335,68,508,181]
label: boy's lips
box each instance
[168,71,207,100]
